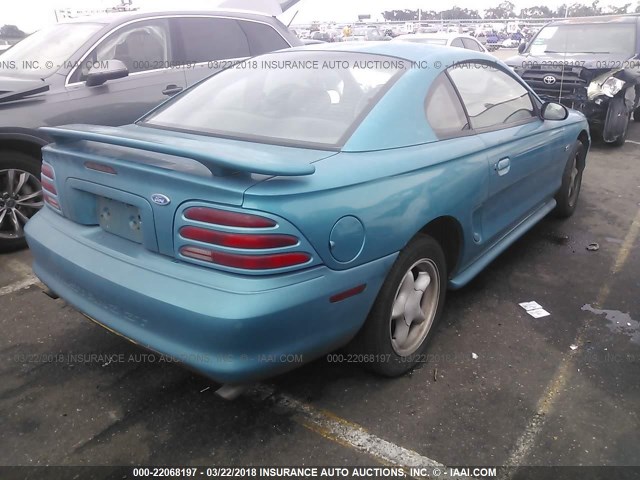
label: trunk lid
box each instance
[40,124,335,257]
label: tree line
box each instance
[382,1,639,20]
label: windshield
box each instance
[528,23,636,56]
[143,52,406,148]
[0,23,103,78]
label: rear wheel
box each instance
[350,234,447,377]
[553,141,585,218]
[0,151,43,252]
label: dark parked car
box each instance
[507,15,640,146]
[0,10,301,251]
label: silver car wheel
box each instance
[389,258,441,357]
[0,169,43,240]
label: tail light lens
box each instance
[41,163,54,180]
[185,207,276,228]
[178,206,313,271]
[180,226,298,249]
[41,179,57,195]
[180,247,310,270]
[41,162,61,212]
[44,195,60,210]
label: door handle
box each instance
[162,85,183,96]
[494,157,510,176]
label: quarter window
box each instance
[174,17,250,63]
[450,38,464,48]
[425,73,469,138]
[448,63,536,129]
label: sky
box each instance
[3,0,638,33]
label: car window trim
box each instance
[446,59,540,133]
[65,14,292,87]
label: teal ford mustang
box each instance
[25,43,589,385]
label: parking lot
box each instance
[1,73,639,478]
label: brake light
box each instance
[84,161,117,175]
[44,194,60,210]
[41,163,54,179]
[180,246,310,270]
[41,162,61,212]
[184,207,276,228]
[41,179,57,195]
[180,226,297,249]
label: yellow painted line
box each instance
[501,207,640,475]
[250,386,466,480]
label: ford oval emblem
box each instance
[151,194,171,206]
[543,75,557,85]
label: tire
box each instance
[634,107,640,122]
[610,113,630,147]
[553,141,585,219]
[0,150,43,253]
[350,234,447,377]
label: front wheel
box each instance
[0,151,44,252]
[350,234,447,377]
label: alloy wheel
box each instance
[0,169,43,240]
[389,258,441,356]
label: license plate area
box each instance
[97,196,143,244]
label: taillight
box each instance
[41,162,61,212]
[178,206,314,272]
[180,247,311,270]
[184,207,276,228]
[44,195,60,210]
[180,226,297,249]
[41,163,54,179]
[41,178,57,195]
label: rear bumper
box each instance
[25,209,396,383]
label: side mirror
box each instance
[85,59,129,87]
[541,102,569,121]
[518,42,526,54]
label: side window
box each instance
[450,38,464,48]
[462,38,482,51]
[76,19,171,81]
[238,20,290,55]
[425,73,469,138]
[174,17,250,63]
[448,63,536,130]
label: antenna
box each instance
[287,9,299,28]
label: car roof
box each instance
[394,33,476,41]
[59,9,276,26]
[286,41,496,64]
[548,14,640,26]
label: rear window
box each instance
[142,52,405,149]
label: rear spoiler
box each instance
[39,124,316,177]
